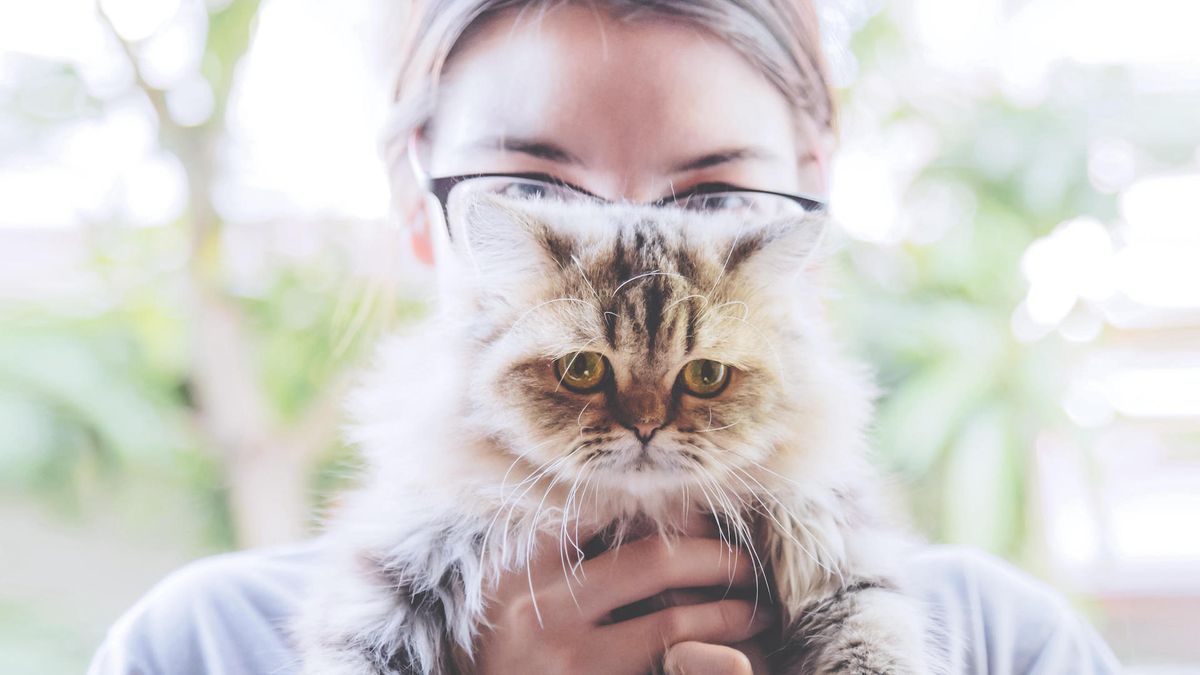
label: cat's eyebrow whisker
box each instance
[601,311,622,345]
[569,255,603,304]
[710,299,750,322]
[509,297,598,333]
[705,222,750,301]
[610,270,687,297]
[663,292,710,314]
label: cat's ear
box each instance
[726,211,831,280]
[446,192,572,283]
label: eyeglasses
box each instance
[405,137,827,238]
[424,173,826,236]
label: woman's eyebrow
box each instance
[465,135,584,165]
[670,146,777,173]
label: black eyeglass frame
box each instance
[425,171,827,238]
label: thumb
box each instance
[663,641,754,675]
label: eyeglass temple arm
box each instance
[408,132,460,241]
[407,131,430,186]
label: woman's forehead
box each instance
[426,4,803,194]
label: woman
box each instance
[89,1,1120,673]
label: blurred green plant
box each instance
[0,0,420,551]
[830,12,1200,560]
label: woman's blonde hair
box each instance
[382,0,836,210]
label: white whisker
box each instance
[692,419,741,433]
[611,270,686,297]
[570,255,602,304]
[705,222,750,300]
[509,297,597,333]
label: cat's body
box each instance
[294,195,938,674]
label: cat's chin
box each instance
[581,455,704,500]
[574,471,693,519]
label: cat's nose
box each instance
[633,423,661,443]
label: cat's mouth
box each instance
[608,441,677,473]
[626,449,657,471]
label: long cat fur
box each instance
[293,193,942,674]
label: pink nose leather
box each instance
[634,423,660,441]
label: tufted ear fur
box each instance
[445,193,575,296]
[723,210,831,284]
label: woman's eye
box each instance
[679,359,731,397]
[497,182,549,199]
[493,180,589,202]
[680,193,751,212]
[553,352,608,393]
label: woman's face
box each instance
[418,4,827,220]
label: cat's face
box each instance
[448,195,833,496]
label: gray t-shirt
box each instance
[86,539,1120,674]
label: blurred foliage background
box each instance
[1,0,1198,672]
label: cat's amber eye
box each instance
[553,352,608,393]
[679,359,730,398]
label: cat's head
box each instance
[443,193,871,498]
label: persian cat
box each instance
[294,194,938,674]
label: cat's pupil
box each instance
[570,358,594,378]
[566,353,603,381]
[697,360,720,383]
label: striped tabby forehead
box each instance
[453,194,824,373]
[582,220,714,358]
[520,206,772,370]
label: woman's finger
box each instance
[565,536,759,621]
[600,598,773,662]
[663,641,755,675]
[487,524,601,604]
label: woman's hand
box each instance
[664,641,766,675]
[473,532,774,674]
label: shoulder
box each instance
[87,538,327,675]
[905,545,1121,674]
